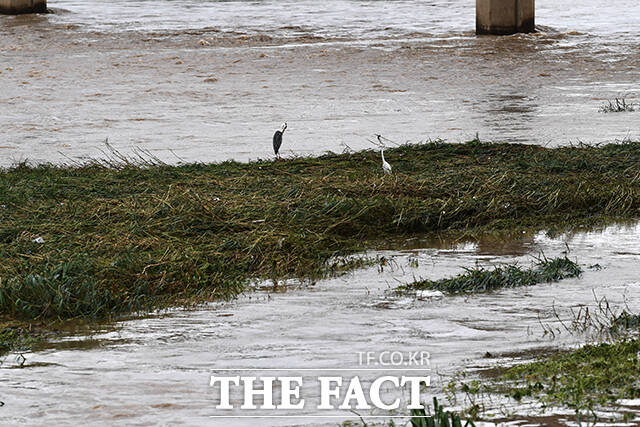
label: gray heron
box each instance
[273,122,287,158]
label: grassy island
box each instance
[0,139,639,333]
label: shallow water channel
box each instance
[2,223,639,426]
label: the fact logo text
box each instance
[209,375,431,410]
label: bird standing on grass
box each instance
[381,148,392,175]
[376,134,392,175]
[273,122,287,158]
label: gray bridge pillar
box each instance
[476,0,535,35]
[0,0,47,14]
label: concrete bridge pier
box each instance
[476,0,535,35]
[0,0,47,14]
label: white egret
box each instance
[376,134,392,175]
[381,148,392,175]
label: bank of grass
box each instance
[399,256,582,294]
[1,139,639,323]
[499,339,640,414]
[457,338,640,423]
[448,302,640,423]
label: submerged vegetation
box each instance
[448,298,640,424]
[410,397,476,427]
[399,256,581,294]
[0,322,44,358]
[541,294,640,341]
[498,339,640,414]
[450,338,640,424]
[599,97,637,113]
[0,139,639,323]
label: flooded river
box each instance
[2,223,640,425]
[2,1,640,425]
[1,0,639,165]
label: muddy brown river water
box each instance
[1,0,639,165]
[2,1,640,425]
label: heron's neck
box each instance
[381,149,385,162]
